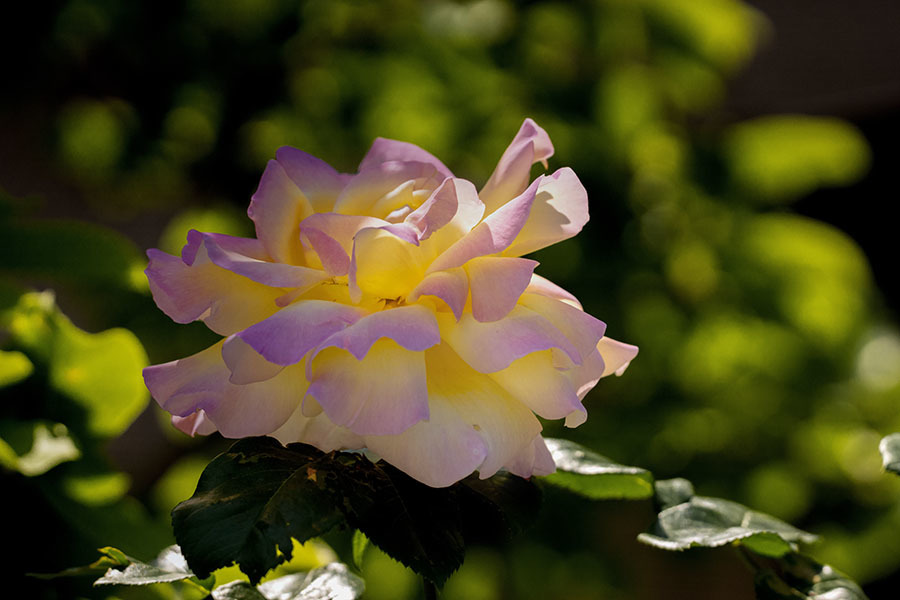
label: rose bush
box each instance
[143,119,637,487]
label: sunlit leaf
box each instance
[212,581,267,600]
[879,433,900,476]
[0,349,33,387]
[639,494,818,556]
[749,551,869,600]
[29,546,130,579]
[542,438,654,499]
[351,530,369,571]
[257,564,364,600]
[95,545,208,587]
[725,115,870,204]
[4,291,149,437]
[0,420,80,476]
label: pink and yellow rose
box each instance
[143,119,637,487]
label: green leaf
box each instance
[211,581,267,600]
[3,291,149,437]
[879,433,900,475]
[639,495,818,556]
[95,545,208,587]
[748,551,869,600]
[351,530,369,571]
[174,437,541,586]
[0,420,80,476]
[257,564,364,600]
[28,546,130,579]
[541,438,654,499]
[653,478,695,510]
[172,437,347,584]
[0,349,33,387]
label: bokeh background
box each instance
[3,1,900,598]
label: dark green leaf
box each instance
[172,437,347,583]
[639,495,818,556]
[653,478,695,510]
[175,437,541,587]
[257,564,364,600]
[879,433,900,475]
[28,546,129,579]
[748,551,869,600]
[541,438,654,499]
[94,544,203,587]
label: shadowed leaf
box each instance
[879,433,900,475]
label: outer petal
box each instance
[222,334,285,385]
[248,159,315,264]
[437,305,581,374]
[505,434,556,479]
[358,137,454,180]
[596,336,639,377]
[143,342,306,437]
[308,339,429,436]
[270,405,364,452]
[146,247,282,336]
[427,176,542,273]
[238,300,366,366]
[524,273,583,309]
[276,146,347,213]
[465,256,538,322]
[488,350,584,422]
[195,230,330,290]
[408,268,469,321]
[503,168,590,257]
[518,292,606,363]
[480,118,554,214]
[172,409,217,437]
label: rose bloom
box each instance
[144,119,637,487]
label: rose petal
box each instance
[238,300,366,366]
[465,256,538,322]
[427,176,542,273]
[308,339,429,435]
[503,168,590,257]
[597,336,639,377]
[314,303,441,360]
[358,137,454,180]
[349,227,426,302]
[299,213,387,275]
[408,268,469,321]
[222,334,285,385]
[505,434,556,478]
[334,161,443,216]
[276,146,347,213]
[172,409,218,437]
[480,118,554,214]
[524,273,583,309]
[146,247,282,336]
[270,405,364,452]
[437,305,581,374]
[488,350,583,421]
[248,159,315,264]
[518,292,606,364]
[143,341,306,437]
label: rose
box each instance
[143,119,637,487]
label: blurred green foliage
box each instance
[2,0,898,598]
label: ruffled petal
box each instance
[488,350,583,421]
[238,300,366,366]
[143,341,306,437]
[480,118,554,214]
[524,273,583,309]
[597,336,639,377]
[275,146,347,213]
[172,409,218,437]
[299,213,386,275]
[314,303,441,360]
[518,292,606,364]
[427,176,542,273]
[222,334,285,385]
[334,161,444,216]
[270,405,364,452]
[195,230,330,290]
[248,159,315,264]
[358,137,454,180]
[438,305,581,374]
[465,256,538,322]
[146,246,282,336]
[349,227,426,301]
[308,339,429,436]
[408,268,469,321]
[505,434,556,478]
[503,168,589,257]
